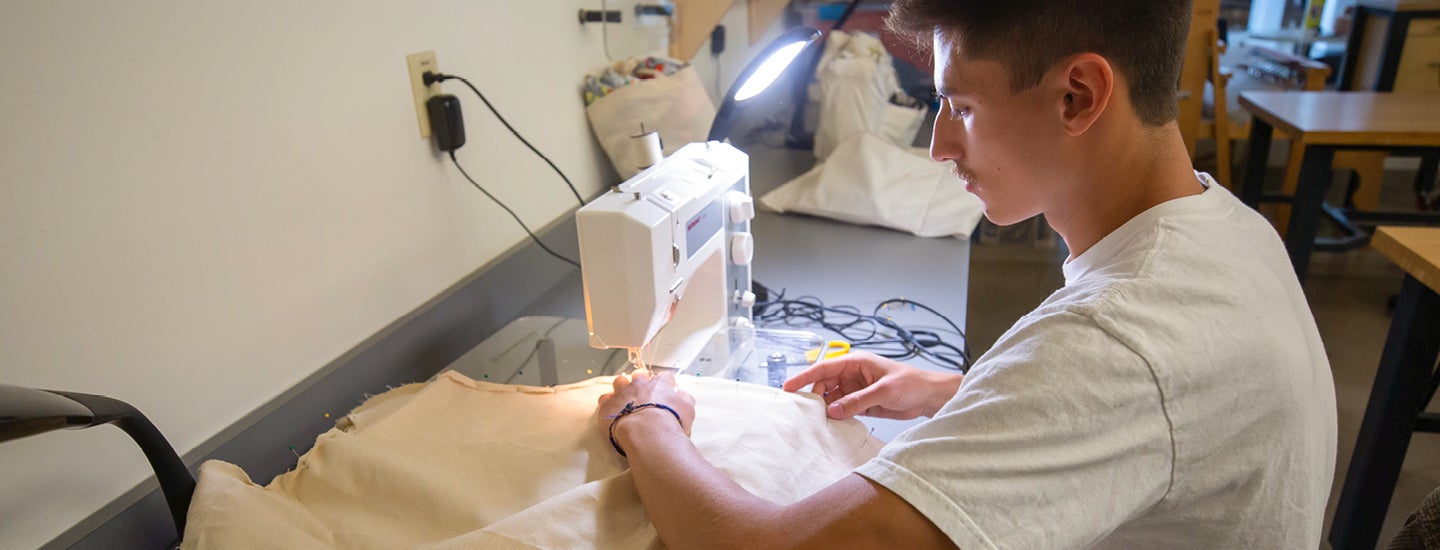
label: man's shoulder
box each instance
[979,302,1154,388]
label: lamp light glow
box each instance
[732,41,809,102]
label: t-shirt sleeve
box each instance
[855,310,1174,549]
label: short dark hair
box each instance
[887,0,1192,126]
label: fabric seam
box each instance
[1072,306,1179,505]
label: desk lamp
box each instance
[707,27,822,143]
[0,383,195,539]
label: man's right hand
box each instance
[782,351,964,420]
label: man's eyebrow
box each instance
[935,86,969,98]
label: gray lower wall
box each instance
[54,214,584,549]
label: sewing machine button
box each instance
[734,289,756,308]
[727,191,754,222]
[730,233,754,265]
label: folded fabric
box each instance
[183,371,880,549]
[761,133,985,239]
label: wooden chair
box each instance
[1180,0,1386,234]
[1178,0,1223,175]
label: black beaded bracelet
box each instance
[607,401,684,458]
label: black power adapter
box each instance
[426,94,466,152]
[711,24,725,56]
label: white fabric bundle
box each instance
[812,31,925,160]
[761,133,985,239]
[183,371,879,549]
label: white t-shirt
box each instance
[856,174,1337,549]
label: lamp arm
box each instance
[707,97,743,142]
[0,383,196,540]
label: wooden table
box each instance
[1342,0,1440,94]
[1238,91,1440,281]
[1330,226,1440,549]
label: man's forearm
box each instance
[616,412,783,549]
[613,408,954,549]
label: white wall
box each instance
[1319,0,1356,35]
[0,1,775,547]
[1249,0,1288,32]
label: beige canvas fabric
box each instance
[183,371,880,549]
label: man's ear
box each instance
[1057,53,1113,137]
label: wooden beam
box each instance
[748,0,790,46]
[670,0,737,61]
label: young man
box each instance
[597,1,1337,547]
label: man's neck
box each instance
[1046,123,1203,260]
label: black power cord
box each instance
[754,291,972,372]
[425,71,586,206]
[449,151,580,269]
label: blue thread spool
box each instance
[765,352,788,389]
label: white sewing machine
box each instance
[576,141,758,375]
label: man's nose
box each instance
[930,113,963,163]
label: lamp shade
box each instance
[707,27,821,143]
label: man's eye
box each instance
[947,102,970,120]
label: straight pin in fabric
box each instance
[854,427,871,451]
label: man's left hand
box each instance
[597,370,696,443]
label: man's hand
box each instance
[595,368,952,549]
[597,370,696,448]
[783,352,964,420]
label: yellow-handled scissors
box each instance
[805,341,851,363]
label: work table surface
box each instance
[1372,227,1440,292]
[1238,92,1440,147]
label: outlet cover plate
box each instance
[406,51,440,138]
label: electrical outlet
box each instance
[406,51,440,138]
